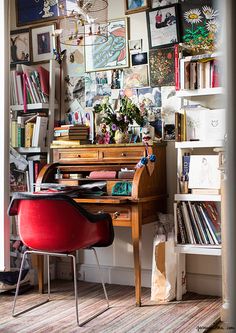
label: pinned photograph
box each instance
[123,65,149,88]
[129,39,142,53]
[131,52,148,66]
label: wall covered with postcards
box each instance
[11,0,220,144]
[60,0,219,143]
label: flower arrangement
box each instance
[94,96,147,144]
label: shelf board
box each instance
[175,244,221,256]
[10,103,58,111]
[175,140,224,149]
[16,147,48,154]
[175,194,221,202]
[176,87,223,97]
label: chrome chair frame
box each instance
[12,248,109,327]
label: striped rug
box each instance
[0,281,221,333]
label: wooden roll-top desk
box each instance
[37,143,167,306]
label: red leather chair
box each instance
[8,192,114,326]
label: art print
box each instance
[123,65,149,88]
[149,47,175,86]
[125,0,150,15]
[161,85,181,140]
[10,29,31,65]
[31,24,56,63]
[16,0,62,26]
[180,0,220,52]
[64,76,85,114]
[146,4,180,48]
[85,18,129,72]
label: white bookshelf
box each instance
[175,244,221,256]
[10,103,50,111]
[175,55,224,300]
[16,147,48,154]
[174,194,221,202]
[175,140,224,149]
[176,87,224,98]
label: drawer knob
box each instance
[121,153,126,157]
[113,211,120,219]
[98,210,104,214]
[77,154,81,158]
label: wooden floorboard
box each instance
[0,280,221,333]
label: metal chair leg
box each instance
[47,255,50,301]
[12,251,50,317]
[69,249,110,327]
[92,248,109,308]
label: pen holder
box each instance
[179,180,189,194]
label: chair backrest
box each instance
[8,193,114,253]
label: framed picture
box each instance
[125,0,150,15]
[85,18,129,72]
[151,0,178,8]
[179,0,219,50]
[131,52,148,66]
[146,4,180,48]
[31,24,56,63]
[10,29,31,66]
[15,0,63,26]
[149,47,175,86]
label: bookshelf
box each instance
[9,60,57,194]
[174,52,225,300]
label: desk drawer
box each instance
[56,149,99,163]
[100,148,145,162]
[79,203,132,227]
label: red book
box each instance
[38,66,49,96]
[174,44,180,91]
[212,59,220,88]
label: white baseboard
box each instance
[187,272,222,296]
[57,262,222,296]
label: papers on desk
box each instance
[35,181,107,197]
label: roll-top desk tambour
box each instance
[36,143,167,306]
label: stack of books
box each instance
[53,124,89,143]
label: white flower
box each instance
[206,19,220,33]
[184,9,203,24]
[202,6,219,20]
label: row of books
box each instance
[174,46,221,91]
[10,65,49,106]
[175,201,221,245]
[175,106,225,142]
[53,124,89,141]
[10,114,48,148]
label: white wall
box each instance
[0,0,10,272]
